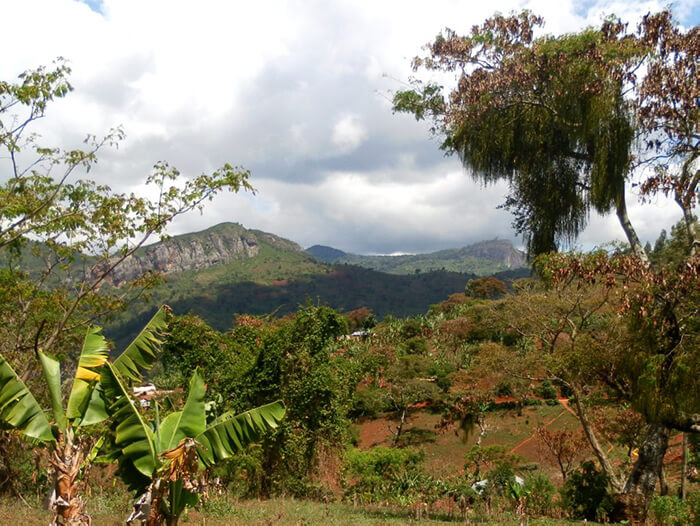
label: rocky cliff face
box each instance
[104,223,302,286]
[460,240,527,268]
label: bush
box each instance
[523,472,555,516]
[429,362,456,392]
[342,447,424,503]
[402,336,428,355]
[560,461,613,521]
[486,462,516,496]
[688,491,700,526]
[351,386,391,418]
[535,380,558,400]
[648,495,691,526]
[400,319,423,339]
[495,381,513,397]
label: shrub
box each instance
[560,461,613,521]
[400,319,423,339]
[648,495,691,526]
[495,381,513,397]
[535,380,558,400]
[429,362,456,392]
[523,472,555,516]
[486,462,516,496]
[687,491,700,526]
[402,336,428,355]
[342,447,424,503]
[351,386,391,418]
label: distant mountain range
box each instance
[306,240,526,276]
[81,222,529,344]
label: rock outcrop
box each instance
[104,223,302,286]
[459,240,527,269]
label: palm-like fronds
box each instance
[156,371,206,453]
[80,307,169,427]
[112,307,169,384]
[196,401,285,467]
[66,327,109,423]
[101,362,157,490]
[0,354,54,442]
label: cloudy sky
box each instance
[2,0,698,254]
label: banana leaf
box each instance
[0,353,54,442]
[37,350,66,430]
[101,362,157,489]
[112,306,168,384]
[66,326,109,423]
[81,307,168,426]
[156,370,206,454]
[195,401,285,467]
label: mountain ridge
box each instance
[102,222,530,345]
[306,239,526,276]
[104,222,304,286]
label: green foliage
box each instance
[102,368,285,522]
[0,354,54,442]
[485,462,516,496]
[395,13,642,255]
[464,445,520,481]
[351,386,392,418]
[535,381,558,400]
[399,319,423,339]
[523,473,555,516]
[560,461,613,521]
[649,219,699,269]
[153,304,358,498]
[401,336,428,355]
[429,361,455,392]
[648,495,691,526]
[342,447,425,504]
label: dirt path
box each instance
[509,406,567,454]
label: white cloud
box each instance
[332,115,368,153]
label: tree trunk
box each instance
[392,407,407,446]
[612,423,670,524]
[680,433,688,500]
[570,388,622,491]
[48,433,91,526]
[615,192,650,265]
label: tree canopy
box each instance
[394,11,698,259]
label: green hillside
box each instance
[306,240,527,276]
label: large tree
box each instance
[393,10,699,522]
[393,11,697,259]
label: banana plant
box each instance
[100,367,285,526]
[0,306,168,525]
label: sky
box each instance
[1,0,697,255]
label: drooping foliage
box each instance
[394,12,665,256]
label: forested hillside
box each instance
[306,239,527,275]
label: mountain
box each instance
[305,239,527,276]
[306,245,347,263]
[97,223,530,346]
[104,222,304,286]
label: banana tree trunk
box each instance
[612,423,670,524]
[48,432,91,525]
